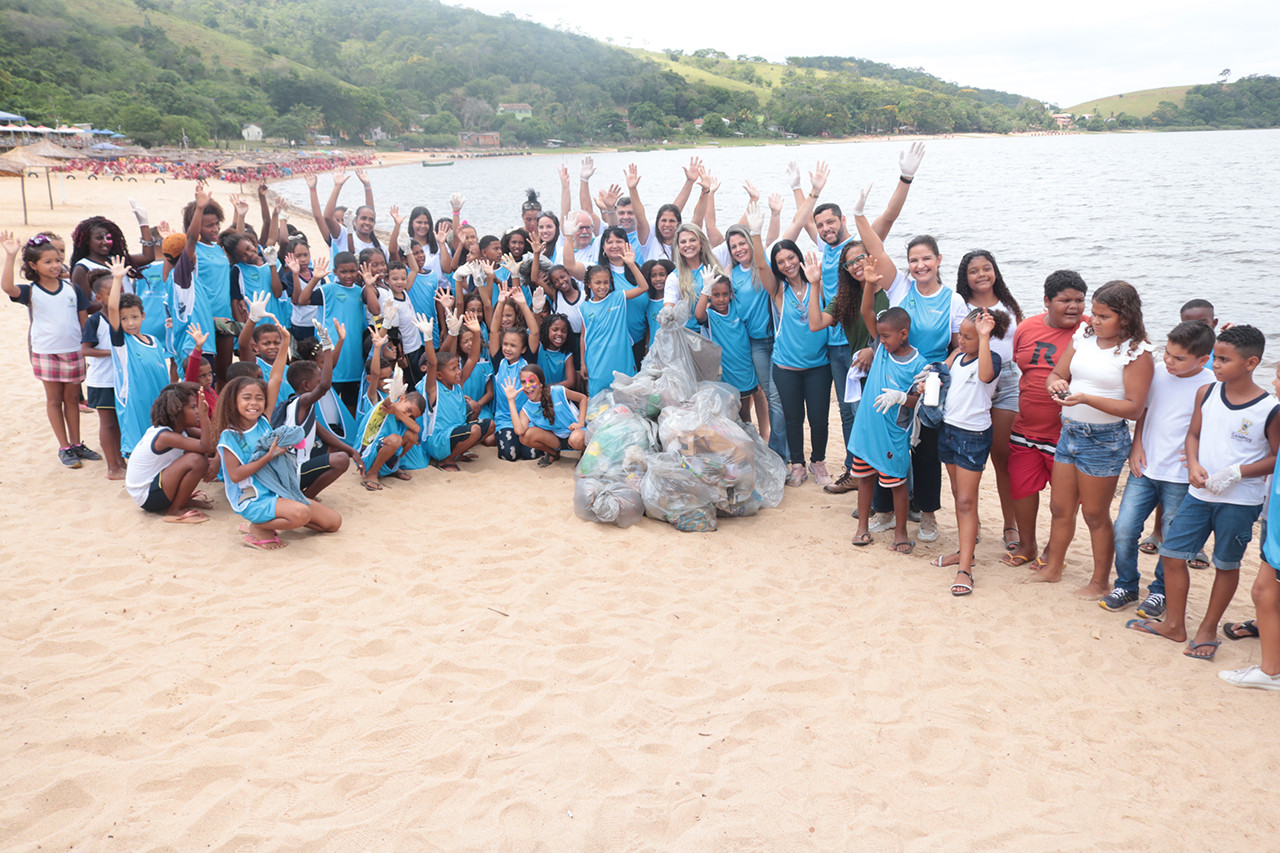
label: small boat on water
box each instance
[422,160,455,167]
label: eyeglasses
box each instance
[843,254,867,269]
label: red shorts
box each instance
[31,351,86,384]
[849,454,907,489]
[1009,433,1056,500]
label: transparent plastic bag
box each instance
[641,450,720,532]
[577,414,654,481]
[743,423,786,509]
[583,388,618,425]
[574,476,645,528]
[693,381,741,421]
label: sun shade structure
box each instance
[0,148,60,224]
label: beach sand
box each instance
[1,168,1277,850]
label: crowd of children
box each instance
[4,147,1279,692]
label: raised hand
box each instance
[187,323,208,351]
[332,166,349,186]
[478,259,496,283]
[462,310,481,333]
[194,181,212,209]
[257,181,268,199]
[129,197,149,226]
[698,170,720,195]
[313,320,334,350]
[501,376,521,401]
[434,287,455,313]
[230,194,249,218]
[508,285,527,306]
[262,245,279,265]
[435,219,453,241]
[412,312,434,340]
[312,253,329,280]
[528,233,544,257]
[284,253,301,276]
[974,308,995,338]
[359,262,378,287]
[861,254,884,288]
[786,161,801,191]
[743,179,760,202]
[531,288,547,313]
[380,291,399,325]
[580,156,596,182]
[810,161,830,196]
[247,291,271,323]
[390,205,404,226]
[601,183,622,209]
[853,182,872,217]
[370,326,388,352]
[449,192,466,212]
[745,201,764,236]
[107,255,129,279]
[683,156,703,182]
[304,173,317,190]
[444,307,463,337]
[624,164,640,191]
[802,251,821,285]
[354,168,370,187]
[333,320,346,344]
[900,141,926,180]
[621,241,636,267]
[387,365,407,403]
[558,163,570,186]
[500,253,521,279]
[0,230,16,255]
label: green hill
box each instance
[1065,85,1192,118]
[0,0,1051,147]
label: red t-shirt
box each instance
[1012,313,1085,442]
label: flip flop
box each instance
[162,509,209,524]
[1003,527,1021,552]
[1126,618,1178,640]
[889,540,915,555]
[1223,620,1260,640]
[242,533,287,551]
[1138,535,1161,555]
[851,532,873,546]
[1189,550,1211,570]
[537,453,559,468]
[1000,553,1033,567]
[951,570,973,596]
[931,551,961,568]
[459,452,478,462]
[361,479,383,491]
[1183,640,1221,661]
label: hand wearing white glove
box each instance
[445,311,463,337]
[449,192,466,212]
[853,182,873,218]
[129,198,149,227]
[580,156,596,182]
[745,201,764,237]
[387,366,407,404]
[899,141,926,180]
[312,320,334,351]
[262,245,279,265]
[247,291,270,323]
[873,387,908,414]
[412,312,434,340]
[1203,463,1243,495]
[786,160,801,191]
[531,289,547,313]
[380,292,399,325]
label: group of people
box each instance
[59,153,378,184]
[5,145,1278,692]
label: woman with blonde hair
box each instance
[664,223,723,331]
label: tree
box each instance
[702,112,730,137]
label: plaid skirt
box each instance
[31,351,87,384]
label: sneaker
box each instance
[824,470,858,494]
[868,513,896,533]
[908,508,922,523]
[70,443,102,461]
[1136,592,1166,620]
[1218,665,1280,691]
[1099,588,1140,612]
[58,447,82,469]
[808,460,833,486]
[785,463,808,487]
[917,516,939,542]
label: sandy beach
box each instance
[1,165,1276,850]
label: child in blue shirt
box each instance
[81,271,127,479]
[695,274,758,421]
[106,258,170,458]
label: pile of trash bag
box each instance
[574,302,786,531]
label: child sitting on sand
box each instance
[124,382,216,523]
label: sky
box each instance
[442,0,1278,107]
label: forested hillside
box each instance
[1,0,1051,147]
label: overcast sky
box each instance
[443,0,1277,107]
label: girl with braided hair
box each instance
[70,205,156,306]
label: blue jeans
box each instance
[1113,473,1187,595]
[828,343,854,468]
[751,337,789,461]
[772,364,829,465]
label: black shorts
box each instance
[140,472,172,514]
[496,426,539,461]
[300,453,332,488]
[86,386,115,410]
[450,418,494,450]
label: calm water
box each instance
[276,129,1280,369]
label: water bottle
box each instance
[923,369,941,407]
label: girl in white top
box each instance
[955,250,1024,553]
[1040,281,1155,597]
[124,382,217,523]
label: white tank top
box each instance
[1189,383,1279,506]
[124,426,185,507]
[1064,326,1154,425]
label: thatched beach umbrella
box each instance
[0,148,59,224]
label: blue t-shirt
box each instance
[194,239,232,320]
[234,263,290,331]
[462,358,494,420]
[134,261,172,349]
[731,264,773,340]
[492,354,529,430]
[521,385,578,437]
[772,285,827,370]
[579,287,635,397]
[900,283,961,363]
[705,300,757,394]
[427,381,467,460]
[537,347,570,386]
[218,417,273,511]
[646,296,664,347]
[109,326,169,456]
[848,344,927,477]
[821,237,853,346]
[313,281,367,382]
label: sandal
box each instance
[1183,640,1221,662]
[1003,527,1020,552]
[390,470,412,480]
[536,453,559,468]
[951,570,973,596]
[1223,620,1260,640]
[433,460,461,472]
[242,533,287,551]
[162,509,209,524]
[1189,550,1211,570]
[889,539,915,555]
[360,479,383,491]
[1000,553,1033,567]
[930,551,961,568]
[851,532,873,547]
[1137,534,1161,555]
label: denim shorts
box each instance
[1158,494,1261,571]
[939,423,993,472]
[1053,419,1130,478]
[992,363,1020,412]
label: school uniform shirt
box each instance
[279,266,320,333]
[255,357,294,401]
[1011,312,1085,443]
[218,418,275,511]
[426,380,468,460]
[1188,383,1279,506]
[110,326,169,456]
[646,296,665,346]
[124,425,188,507]
[308,281,367,383]
[81,312,114,389]
[492,352,531,430]
[885,274,966,363]
[579,287,635,396]
[134,261,172,348]
[170,253,211,358]
[602,264,646,344]
[233,262,290,332]
[1141,364,1215,483]
[967,299,1020,366]
[10,279,87,354]
[388,292,423,353]
[771,284,827,370]
[521,386,578,437]
[554,287,585,334]
[272,392,322,473]
[944,352,1003,432]
[537,347,571,386]
[705,301,757,394]
[462,358,495,420]
[193,240,233,321]
[849,344,927,477]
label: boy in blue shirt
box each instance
[849,306,925,553]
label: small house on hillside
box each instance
[242,123,263,142]
[459,131,500,147]
[497,104,533,121]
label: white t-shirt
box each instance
[1189,383,1279,506]
[1141,364,1215,483]
[81,312,114,388]
[11,279,88,354]
[1064,327,1154,425]
[944,352,1003,432]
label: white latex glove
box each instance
[853,182,872,217]
[745,201,764,237]
[380,292,399,325]
[387,366,407,404]
[261,245,279,265]
[247,291,270,323]
[129,198,149,227]
[312,320,334,351]
[449,192,466,212]
[1203,463,1242,495]
[454,261,475,281]
[412,312,434,340]
[701,278,716,298]
[786,161,801,191]
[900,141,926,180]
[580,156,596,182]
[531,289,547,313]
[873,387,908,414]
[501,253,521,279]
[445,311,463,337]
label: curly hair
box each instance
[70,216,128,269]
[540,313,577,355]
[181,197,225,231]
[19,239,60,283]
[827,240,869,331]
[213,376,268,437]
[500,228,530,258]
[521,364,556,425]
[962,307,1011,340]
[150,382,199,431]
[1087,280,1148,354]
[956,250,1023,323]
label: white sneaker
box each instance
[918,516,939,542]
[868,513,896,533]
[1219,665,1280,691]
[808,460,833,486]
[785,463,808,487]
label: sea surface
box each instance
[274,128,1280,370]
